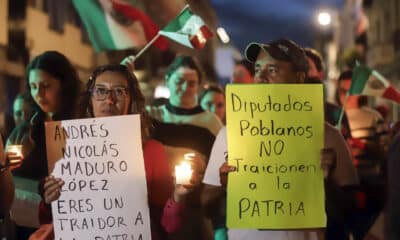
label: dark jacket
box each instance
[7,111,71,180]
[386,131,400,240]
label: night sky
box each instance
[210,0,343,51]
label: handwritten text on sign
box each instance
[45,115,151,240]
[226,84,326,229]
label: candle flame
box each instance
[7,145,23,157]
[175,161,193,184]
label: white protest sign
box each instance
[45,114,151,240]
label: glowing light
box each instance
[154,85,170,99]
[217,27,230,44]
[318,12,332,26]
[6,145,23,165]
[175,161,193,185]
[7,145,22,158]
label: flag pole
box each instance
[120,33,160,66]
[336,92,349,130]
[134,33,161,60]
[121,4,191,64]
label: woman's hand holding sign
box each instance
[43,175,64,204]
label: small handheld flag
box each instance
[122,4,214,63]
[159,5,213,49]
[350,65,400,104]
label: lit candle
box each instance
[184,153,195,160]
[7,145,23,164]
[175,161,193,185]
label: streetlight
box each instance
[318,12,332,26]
[217,27,230,44]
[315,10,339,103]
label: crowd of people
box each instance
[0,36,398,240]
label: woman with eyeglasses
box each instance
[40,64,196,240]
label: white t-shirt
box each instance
[203,127,318,240]
[203,127,227,186]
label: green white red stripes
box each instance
[350,65,400,104]
[72,0,167,52]
[159,5,213,49]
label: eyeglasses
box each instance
[91,86,129,101]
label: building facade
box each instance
[365,0,400,82]
[0,0,220,137]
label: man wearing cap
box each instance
[202,39,358,240]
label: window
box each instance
[44,0,68,33]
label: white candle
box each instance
[7,145,23,163]
[7,145,22,156]
[175,161,193,185]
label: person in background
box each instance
[147,55,223,240]
[386,123,400,240]
[304,47,324,81]
[199,84,227,239]
[336,70,385,240]
[231,60,255,84]
[202,38,358,240]
[7,51,81,239]
[39,64,198,240]
[13,93,34,127]
[200,85,226,124]
[374,104,391,150]
[304,48,358,240]
[303,47,352,140]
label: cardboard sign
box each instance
[226,84,326,229]
[45,115,151,240]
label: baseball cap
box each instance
[245,38,309,73]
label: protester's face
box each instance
[167,67,199,104]
[29,69,61,114]
[13,98,31,126]
[200,91,225,121]
[232,64,254,84]
[91,71,131,117]
[338,78,352,105]
[307,57,323,81]
[254,50,301,84]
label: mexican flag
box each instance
[159,5,213,49]
[350,65,400,104]
[72,0,168,52]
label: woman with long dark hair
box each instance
[7,51,81,239]
[8,51,81,179]
[41,64,198,240]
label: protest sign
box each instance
[226,84,326,229]
[45,114,150,240]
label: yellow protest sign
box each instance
[226,84,326,229]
